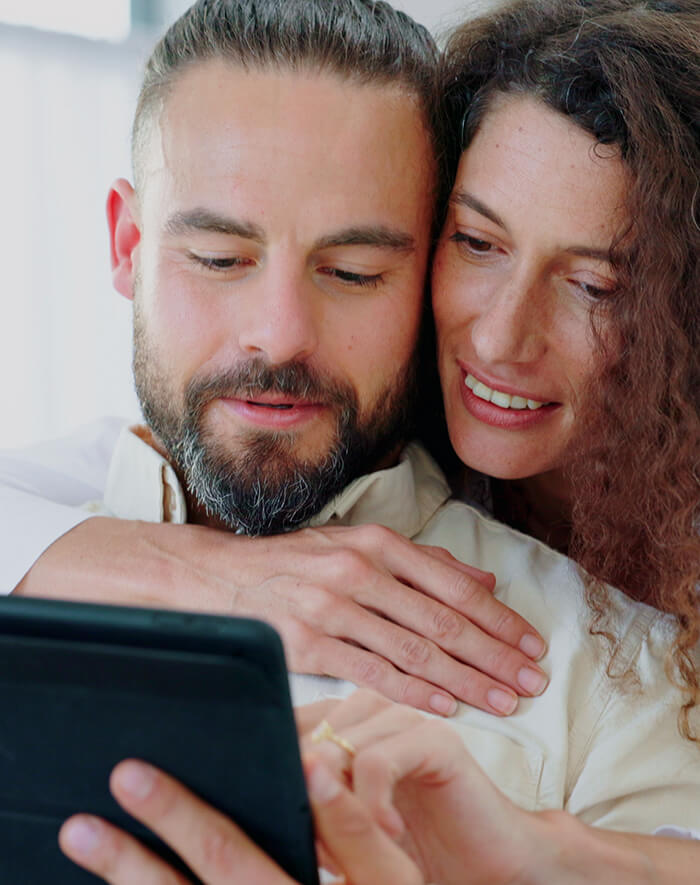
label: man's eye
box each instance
[320,267,384,288]
[189,253,250,271]
[449,232,494,254]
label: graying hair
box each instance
[132,0,444,208]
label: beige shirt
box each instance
[93,425,700,834]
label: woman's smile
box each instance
[432,94,626,482]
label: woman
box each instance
[58,0,700,881]
[428,0,700,739]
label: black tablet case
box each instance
[0,596,318,885]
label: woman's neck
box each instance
[491,471,573,554]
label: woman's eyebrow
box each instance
[565,245,613,263]
[450,189,507,231]
[451,191,613,262]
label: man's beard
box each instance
[133,317,419,536]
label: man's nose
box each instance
[237,272,319,365]
[470,271,547,367]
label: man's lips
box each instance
[217,395,326,429]
[240,393,318,408]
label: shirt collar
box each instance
[104,426,451,539]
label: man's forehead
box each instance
[139,59,435,223]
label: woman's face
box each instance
[433,95,627,482]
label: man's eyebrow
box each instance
[165,210,266,243]
[314,226,415,252]
[450,189,507,231]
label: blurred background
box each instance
[1,0,486,448]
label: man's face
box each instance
[110,62,435,533]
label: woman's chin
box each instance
[447,430,561,482]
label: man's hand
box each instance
[297,691,659,885]
[16,517,548,716]
[59,757,424,885]
[59,696,689,885]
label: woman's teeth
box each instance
[465,374,547,410]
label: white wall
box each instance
[157,0,492,36]
[1,24,148,448]
[395,0,492,34]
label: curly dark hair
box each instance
[439,0,700,739]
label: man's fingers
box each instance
[107,760,296,885]
[304,756,424,885]
[295,698,343,736]
[59,814,190,884]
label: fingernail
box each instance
[429,693,458,716]
[307,759,342,804]
[63,817,101,858]
[518,666,548,696]
[117,760,157,800]
[519,634,546,660]
[487,688,518,715]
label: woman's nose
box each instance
[470,273,547,366]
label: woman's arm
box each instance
[5,427,548,718]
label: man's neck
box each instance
[135,423,406,533]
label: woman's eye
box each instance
[320,267,384,288]
[572,280,616,300]
[449,232,495,254]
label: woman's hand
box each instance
[59,756,425,884]
[19,518,547,717]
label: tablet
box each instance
[0,595,319,885]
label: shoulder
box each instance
[0,417,128,500]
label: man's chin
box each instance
[203,409,337,465]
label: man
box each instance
[2,0,547,720]
[1,0,698,852]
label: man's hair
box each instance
[132,0,444,209]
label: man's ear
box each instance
[107,178,141,301]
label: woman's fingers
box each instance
[305,755,424,885]
[59,814,191,884]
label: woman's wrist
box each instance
[524,811,655,885]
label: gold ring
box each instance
[310,719,357,756]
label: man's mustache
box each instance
[184,359,356,414]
